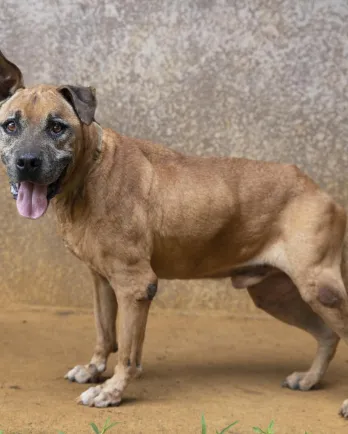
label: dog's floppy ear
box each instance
[0,50,24,102]
[58,85,97,125]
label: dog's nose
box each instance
[16,153,42,174]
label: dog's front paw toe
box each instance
[282,371,319,391]
[78,385,122,407]
[77,385,102,406]
[65,363,104,384]
[339,400,348,418]
[94,390,122,407]
[65,365,90,383]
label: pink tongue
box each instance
[17,181,48,219]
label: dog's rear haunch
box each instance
[1,49,348,417]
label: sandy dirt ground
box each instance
[0,305,348,434]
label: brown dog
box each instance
[1,50,348,417]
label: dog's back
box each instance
[101,132,330,280]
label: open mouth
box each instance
[9,167,67,220]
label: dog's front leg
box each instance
[77,266,155,407]
[65,270,118,383]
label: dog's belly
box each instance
[151,244,268,281]
[153,260,276,285]
[151,232,286,283]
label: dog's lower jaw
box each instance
[9,165,68,203]
[10,182,18,199]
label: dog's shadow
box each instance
[98,359,341,401]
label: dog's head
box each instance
[0,50,97,219]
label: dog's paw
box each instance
[339,399,348,418]
[281,371,319,391]
[65,363,105,384]
[77,383,122,407]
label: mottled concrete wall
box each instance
[0,0,348,311]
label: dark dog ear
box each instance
[0,50,24,102]
[58,85,97,125]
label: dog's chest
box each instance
[60,222,104,273]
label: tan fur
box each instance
[51,113,348,407]
[1,74,348,414]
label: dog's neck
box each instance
[54,122,103,221]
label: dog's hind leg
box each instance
[65,270,118,383]
[247,272,339,391]
[278,194,348,416]
[288,263,348,417]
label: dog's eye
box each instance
[49,121,66,136]
[3,120,17,134]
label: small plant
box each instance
[90,418,119,434]
[201,414,239,434]
[0,417,313,433]
[57,418,119,434]
[253,420,275,434]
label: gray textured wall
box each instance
[0,0,347,311]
